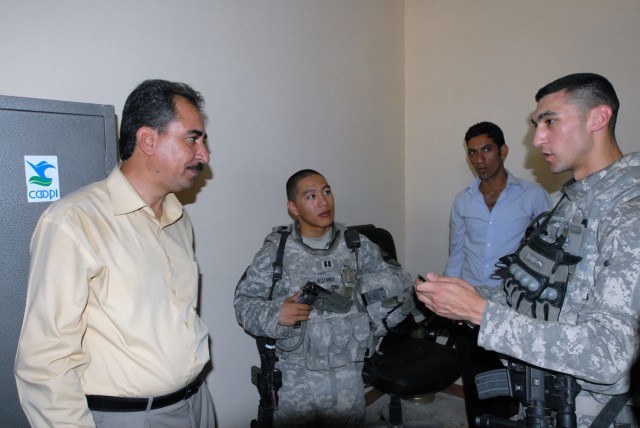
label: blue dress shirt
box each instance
[444,171,552,287]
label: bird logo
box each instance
[26,160,56,187]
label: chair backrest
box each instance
[348,224,398,263]
[350,224,462,398]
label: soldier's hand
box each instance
[415,272,486,325]
[278,291,312,326]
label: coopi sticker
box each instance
[24,156,60,203]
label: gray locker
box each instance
[0,95,117,426]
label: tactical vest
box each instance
[501,195,585,321]
[270,225,373,371]
[501,176,640,322]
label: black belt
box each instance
[86,372,205,412]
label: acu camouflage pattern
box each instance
[502,195,585,322]
[275,362,365,427]
[477,153,640,427]
[234,222,413,427]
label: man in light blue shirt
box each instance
[444,121,551,426]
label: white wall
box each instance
[2,1,640,427]
[1,1,405,427]
[404,0,640,276]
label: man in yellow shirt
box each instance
[15,80,215,427]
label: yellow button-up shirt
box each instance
[15,167,210,427]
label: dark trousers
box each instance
[455,324,516,427]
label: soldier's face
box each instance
[287,174,334,238]
[532,90,593,180]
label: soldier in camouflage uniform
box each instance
[417,73,640,427]
[235,169,414,428]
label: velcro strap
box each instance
[361,288,386,306]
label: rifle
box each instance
[251,227,289,428]
[250,337,282,428]
[475,361,581,428]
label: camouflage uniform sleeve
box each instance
[476,284,507,303]
[478,197,640,390]
[358,235,414,293]
[234,239,297,339]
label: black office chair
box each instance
[349,224,461,427]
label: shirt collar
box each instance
[504,170,523,189]
[106,167,183,224]
[469,169,521,193]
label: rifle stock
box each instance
[251,337,282,428]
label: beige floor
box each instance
[364,387,468,428]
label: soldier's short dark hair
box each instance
[119,79,205,161]
[286,169,323,202]
[535,73,619,138]
[464,121,505,149]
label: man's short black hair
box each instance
[535,73,619,138]
[464,121,505,149]
[286,169,323,202]
[119,79,205,161]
